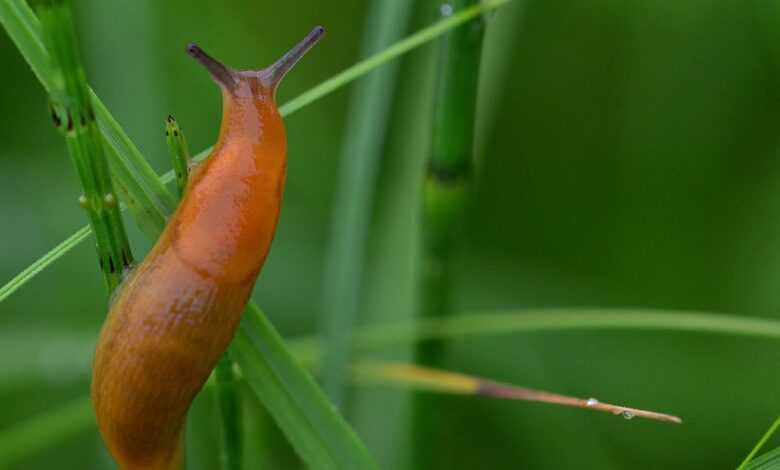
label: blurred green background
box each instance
[3,0,780,468]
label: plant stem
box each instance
[414,0,485,467]
[31,0,132,293]
[165,115,191,198]
[215,354,243,470]
[320,0,415,407]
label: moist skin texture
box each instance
[92,77,286,470]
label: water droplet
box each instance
[78,195,89,208]
[586,398,599,407]
[104,193,116,207]
[440,3,453,17]
[621,411,635,420]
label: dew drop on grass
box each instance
[440,3,453,17]
[621,411,635,420]
[586,398,599,407]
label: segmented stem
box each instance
[414,0,486,467]
[32,0,133,292]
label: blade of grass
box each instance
[739,416,780,469]
[0,0,513,302]
[0,226,91,303]
[32,0,133,292]
[4,307,780,466]
[745,447,780,469]
[355,360,681,424]
[320,0,415,406]
[414,0,486,466]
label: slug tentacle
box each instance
[258,26,326,95]
[92,27,324,470]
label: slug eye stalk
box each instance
[186,26,326,96]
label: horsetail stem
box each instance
[414,0,486,467]
[32,0,132,293]
[165,115,192,198]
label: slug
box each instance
[91,26,325,470]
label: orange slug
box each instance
[91,26,325,470]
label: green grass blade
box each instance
[739,416,780,469]
[0,396,94,468]
[0,0,513,303]
[4,308,780,466]
[320,0,414,406]
[745,447,780,470]
[231,305,378,470]
[0,226,91,302]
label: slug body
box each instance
[91,28,324,470]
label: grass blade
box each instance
[320,0,414,406]
[355,360,681,424]
[739,416,780,469]
[0,226,91,302]
[4,307,780,466]
[231,305,377,470]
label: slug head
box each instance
[186,26,325,101]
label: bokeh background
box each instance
[3,0,780,468]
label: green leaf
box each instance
[231,305,377,470]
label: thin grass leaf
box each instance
[746,447,780,470]
[0,226,90,303]
[739,416,780,469]
[320,0,415,406]
[3,307,780,466]
[0,0,513,302]
[230,305,377,470]
[354,360,681,424]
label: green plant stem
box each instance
[166,116,242,470]
[320,0,414,407]
[738,416,780,469]
[165,115,192,199]
[414,0,485,468]
[0,0,513,303]
[32,0,133,292]
[215,354,243,470]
